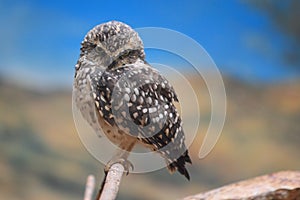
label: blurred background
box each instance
[0,0,299,199]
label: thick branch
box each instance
[183,171,300,200]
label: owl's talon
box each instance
[105,158,134,175]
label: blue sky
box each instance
[0,0,297,89]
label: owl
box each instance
[73,21,192,180]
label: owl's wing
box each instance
[89,63,191,179]
[126,63,192,180]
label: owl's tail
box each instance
[167,150,192,180]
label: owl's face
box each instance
[78,21,145,69]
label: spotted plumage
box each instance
[73,21,192,180]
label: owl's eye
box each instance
[119,50,130,59]
[96,46,104,53]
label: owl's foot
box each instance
[105,158,134,175]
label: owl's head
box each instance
[77,21,145,69]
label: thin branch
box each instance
[83,175,96,200]
[97,163,125,200]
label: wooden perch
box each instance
[183,171,300,200]
[95,163,125,200]
[83,164,124,200]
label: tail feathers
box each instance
[167,150,192,180]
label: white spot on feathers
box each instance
[149,107,157,113]
[134,88,139,95]
[124,94,130,101]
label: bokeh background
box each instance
[1,0,299,199]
